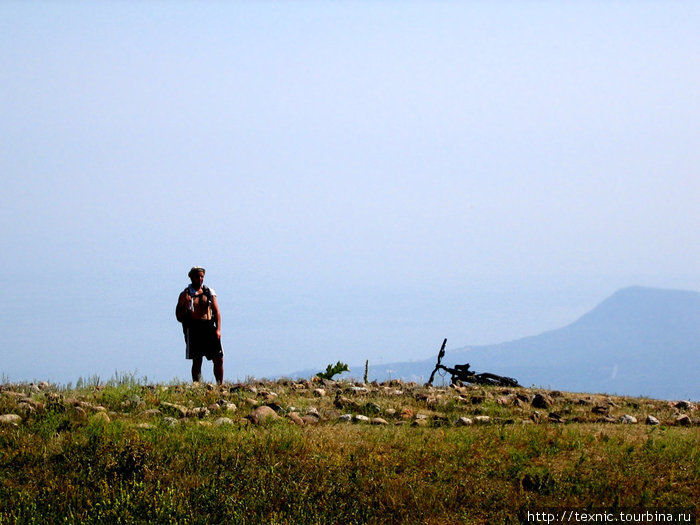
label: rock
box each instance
[350,386,369,394]
[191,407,210,419]
[313,389,326,397]
[674,401,695,411]
[456,417,473,426]
[548,413,565,424]
[337,414,353,423]
[163,417,180,427]
[258,391,278,401]
[301,415,319,425]
[473,416,491,424]
[592,406,609,415]
[220,401,237,413]
[243,397,259,408]
[160,402,189,418]
[411,418,429,427]
[334,394,355,409]
[0,414,21,426]
[136,423,154,430]
[354,414,370,423]
[675,414,691,426]
[432,414,449,426]
[91,412,111,424]
[365,402,382,413]
[213,417,234,427]
[400,408,415,420]
[645,415,660,426]
[619,414,637,424]
[532,393,553,409]
[286,412,305,426]
[596,416,617,424]
[265,402,284,414]
[248,405,281,424]
[370,418,388,425]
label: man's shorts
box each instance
[185,320,224,361]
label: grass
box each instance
[0,378,698,524]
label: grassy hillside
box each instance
[1,376,698,524]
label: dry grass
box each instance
[0,377,698,523]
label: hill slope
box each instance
[358,287,700,400]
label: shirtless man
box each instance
[176,267,224,384]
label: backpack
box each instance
[176,285,216,326]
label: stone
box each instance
[675,414,691,426]
[337,414,353,423]
[592,406,609,415]
[674,401,695,411]
[265,402,284,414]
[160,402,189,418]
[0,414,21,426]
[91,412,111,424]
[286,412,305,426]
[596,416,617,424]
[532,393,553,409]
[191,407,210,419]
[213,417,234,427]
[456,417,473,426]
[370,418,388,425]
[243,397,259,408]
[163,417,180,427]
[313,389,326,397]
[248,405,281,424]
[365,402,382,413]
[645,415,660,426]
[136,423,154,430]
[619,414,637,424]
[258,391,278,401]
[301,415,319,425]
[548,413,565,424]
[354,414,370,423]
[473,416,491,424]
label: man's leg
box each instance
[191,356,203,382]
[213,357,224,385]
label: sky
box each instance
[1,2,698,385]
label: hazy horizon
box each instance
[1,3,698,385]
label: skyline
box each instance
[1,2,698,384]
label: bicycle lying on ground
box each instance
[426,338,521,388]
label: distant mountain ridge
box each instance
[340,287,700,400]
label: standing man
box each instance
[176,266,224,384]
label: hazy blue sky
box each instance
[1,2,698,384]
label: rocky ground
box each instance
[1,378,697,430]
